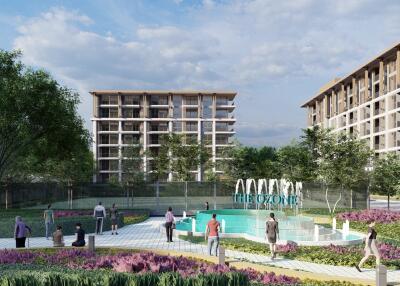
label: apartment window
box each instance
[100,108,118,118]
[122,134,140,144]
[100,95,118,105]
[202,96,213,119]
[150,109,168,118]
[123,95,140,105]
[216,134,229,144]
[99,121,118,131]
[389,77,397,92]
[150,95,168,105]
[216,147,227,157]
[185,134,197,144]
[100,160,119,171]
[150,134,160,144]
[216,110,228,119]
[216,122,229,131]
[151,123,168,131]
[185,122,198,131]
[122,108,140,118]
[99,147,119,157]
[99,134,118,144]
[173,95,182,118]
[184,96,198,105]
[173,122,182,132]
[203,121,212,132]
[185,110,198,118]
[216,97,228,105]
[202,134,212,144]
[122,122,140,131]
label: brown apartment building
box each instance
[302,43,400,155]
[90,90,236,182]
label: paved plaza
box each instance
[0,217,398,284]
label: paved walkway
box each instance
[0,218,398,283]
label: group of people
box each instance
[14,202,120,248]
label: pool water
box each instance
[175,209,362,244]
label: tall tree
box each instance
[371,153,400,210]
[0,50,91,182]
[121,144,144,184]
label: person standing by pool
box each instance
[72,223,85,247]
[266,212,279,260]
[109,203,119,235]
[43,204,54,240]
[205,202,209,210]
[205,213,220,256]
[165,207,175,242]
[93,202,106,235]
[355,220,380,272]
[14,216,31,248]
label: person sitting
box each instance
[53,225,65,247]
[72,223,85,247]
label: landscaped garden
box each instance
[0,248,361,286]
[180,209,400,270]
[0,209,149,238]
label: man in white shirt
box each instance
[93,202,106,235]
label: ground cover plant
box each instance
[0,249,361,286]
[336,209,400,246]
[0,209,149,238]
[180,235,400,269]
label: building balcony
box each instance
[374,126,385,133]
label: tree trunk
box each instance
[388,193,390,210]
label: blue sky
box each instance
[1,0,400,146]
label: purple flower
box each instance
[337,209,400,224]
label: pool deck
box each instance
[0,217,398,285]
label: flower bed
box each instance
[337,209,400,223]
[0,249,361,286]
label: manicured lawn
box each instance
[0,209,149,238]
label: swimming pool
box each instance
[175,209,363,246]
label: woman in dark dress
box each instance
[266,212,279,260]
[356,220,380,272]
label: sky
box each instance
[1,0,400,146]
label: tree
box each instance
[121,144,144,184]
[0,50,91,182]
[152,134,210,182]
[317,132,372,215]
[277,141,315,183]
[371,153,400,210]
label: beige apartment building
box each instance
[90,90,236,182]
[302,43,400,155]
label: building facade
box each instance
[90,90,236,182]
[302,43,400,155]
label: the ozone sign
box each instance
[233,193,298,206]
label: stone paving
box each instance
[0,217,399,283]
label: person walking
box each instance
[266,212,279,260]
[72,223,86,247]
[14,216,31,248]
[165,207,175,242]
[109,203,119,235]
[355,220,380,272]
[93,202,106,235]
[52,225,65,247]
[43,204,54,240]
[205,213,220,256]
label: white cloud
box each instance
[11,1,400,146]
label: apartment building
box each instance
[90,90,236,182]
[302,43,400,155]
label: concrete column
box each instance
[332,90,336,116]
[365,69,370,102]
[379,60,384,96]
[92,120,97,183]
[118,121,122,182]
[396,50,400,88]
[376,265,387,286]
[341,84,345,113]
[352,77,358,106]
[143,120,147,177]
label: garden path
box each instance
[0,217,398,283]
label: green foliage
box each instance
[123,214,149,225]
[0,49,92,182]
[371,153,400,208]
[152,134,211,182]
[121,144,145,184]
[0,265,250,286]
